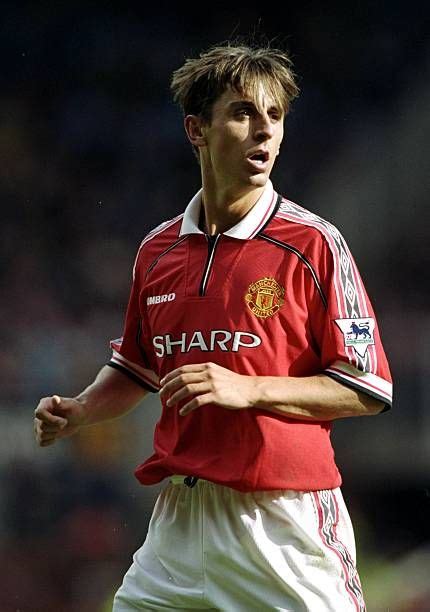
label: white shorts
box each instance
[113,478,365,611]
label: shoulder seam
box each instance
[132,214,183,279]
[140,214,183,248]
[145,235,189,279]
[258,233,328,309]
[275,198,339,238]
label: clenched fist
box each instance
[34,395,86,447]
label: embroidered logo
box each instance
[147,292,176,305]
[245,277,285,319]
[334,317,375,357]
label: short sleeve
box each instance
[310,227,393,410]
[108,250,159,392]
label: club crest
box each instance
[334,317,375,357]
[245,277,285,319]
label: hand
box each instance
[159,362,259,416]
[34,395,87,447]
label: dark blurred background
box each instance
[1,2,429,611]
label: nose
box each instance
[254,117,273,142]
[253,113,274,141]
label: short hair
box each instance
[171,43,299,121]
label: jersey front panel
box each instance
[110,182,393,492]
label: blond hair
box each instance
[171,43,299,121]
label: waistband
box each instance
[170,475,200,488]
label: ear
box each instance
[184,115,207,148]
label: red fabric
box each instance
[110,192,392,492]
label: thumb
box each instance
[51,395,68,428]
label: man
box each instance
[35,43,392,611]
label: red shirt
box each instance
[110,181,392,492]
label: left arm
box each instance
[159,362,384,420]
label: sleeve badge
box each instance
[334,317,375,357]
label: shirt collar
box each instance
[179,180,277,240]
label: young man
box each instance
[34,44,392,611]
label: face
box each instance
[187,86,284,192]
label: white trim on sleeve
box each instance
[325,360,392,405]
[111,349,160,390]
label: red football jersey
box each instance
[109,181,392,492]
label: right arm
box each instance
[34,365,149,447]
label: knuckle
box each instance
[35,397,49,410]
[35,407,48,420]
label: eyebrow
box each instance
[228,100,255,109]
[228,100,281,113]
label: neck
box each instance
[200,172,266,235]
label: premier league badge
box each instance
[334,317,375,357]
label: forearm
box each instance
[252,373,384,420]
[76,365,149,426]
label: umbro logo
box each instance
[147,292,176,306]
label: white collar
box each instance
[179,180,278,240]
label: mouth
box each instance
[246,150,270,172]
[248,150,269,164]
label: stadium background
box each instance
[1,2,429,610]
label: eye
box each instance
[234,105,254,119]
[236,108,251,117]
[269,109,282,122]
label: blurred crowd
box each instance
[1,2,429,610]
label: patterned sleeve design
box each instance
[277,198,392,409]
[315,224,392,408]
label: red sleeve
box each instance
[108,247,159,392]
[310,228,393,410]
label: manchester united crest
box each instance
[245,277,285,319]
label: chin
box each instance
[248,173,269,187]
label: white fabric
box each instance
[113,479,365,611]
